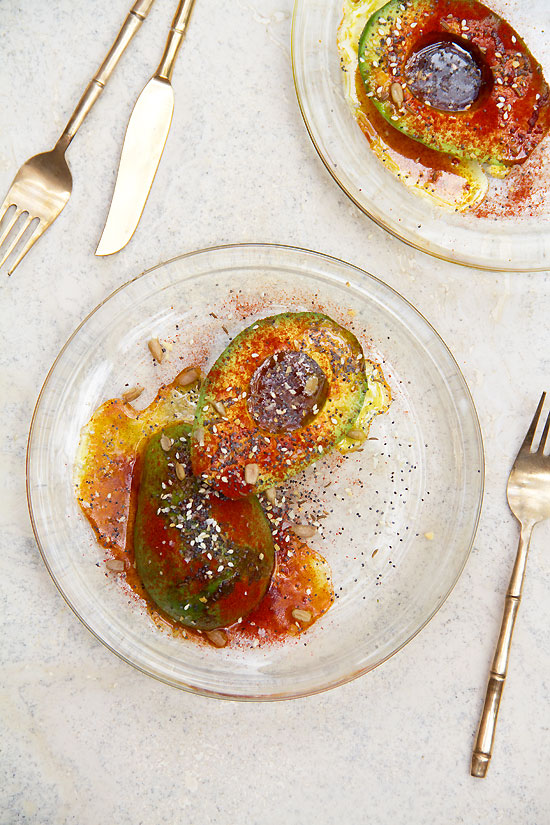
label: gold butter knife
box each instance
[96,0,196,256]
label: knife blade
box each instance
[96,0,196,256]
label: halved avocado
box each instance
[358,0,550,170]
[190,312,368,498]
[133,422,274,630]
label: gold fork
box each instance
[0,0,156,276]
[471,392,550,777]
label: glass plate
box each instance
[292,0,550,271]
[27,244,484,700]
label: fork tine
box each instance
[0,195,14,220]
[520,392,546,453]
[0,213,32,270]
[7,219,47,276]
[0,197,14,225]
[538,405,550,454]
[0,205,22,250]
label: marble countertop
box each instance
[1,1,550,823]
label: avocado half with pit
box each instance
[134,423,274,630]
[190,312,368,498]
[358,0,550,169]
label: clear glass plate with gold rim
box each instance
[27,244,483,699]
[292,0,550,271]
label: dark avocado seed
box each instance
[247,350,329,433]
[405,39,483,112]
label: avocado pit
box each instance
[247,350,329,433]
[405,38,486,112]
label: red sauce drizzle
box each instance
[352,0,550,215]
[355,69,464,182]
[366,0,550,162]
[76,378,334,648]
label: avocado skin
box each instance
[134,423,274,630]
[190,312,368,498]
[358,0,550,168]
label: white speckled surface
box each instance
[1,1,550,823]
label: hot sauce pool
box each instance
[76,378,335,649]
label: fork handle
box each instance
[471,520,534,777]
[56,0,156,149]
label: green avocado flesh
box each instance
[190,312,368,499]
[133,423,275,630]
[358,0,550,168]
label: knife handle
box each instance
[156,0,197,82]
[57,0,156,149]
